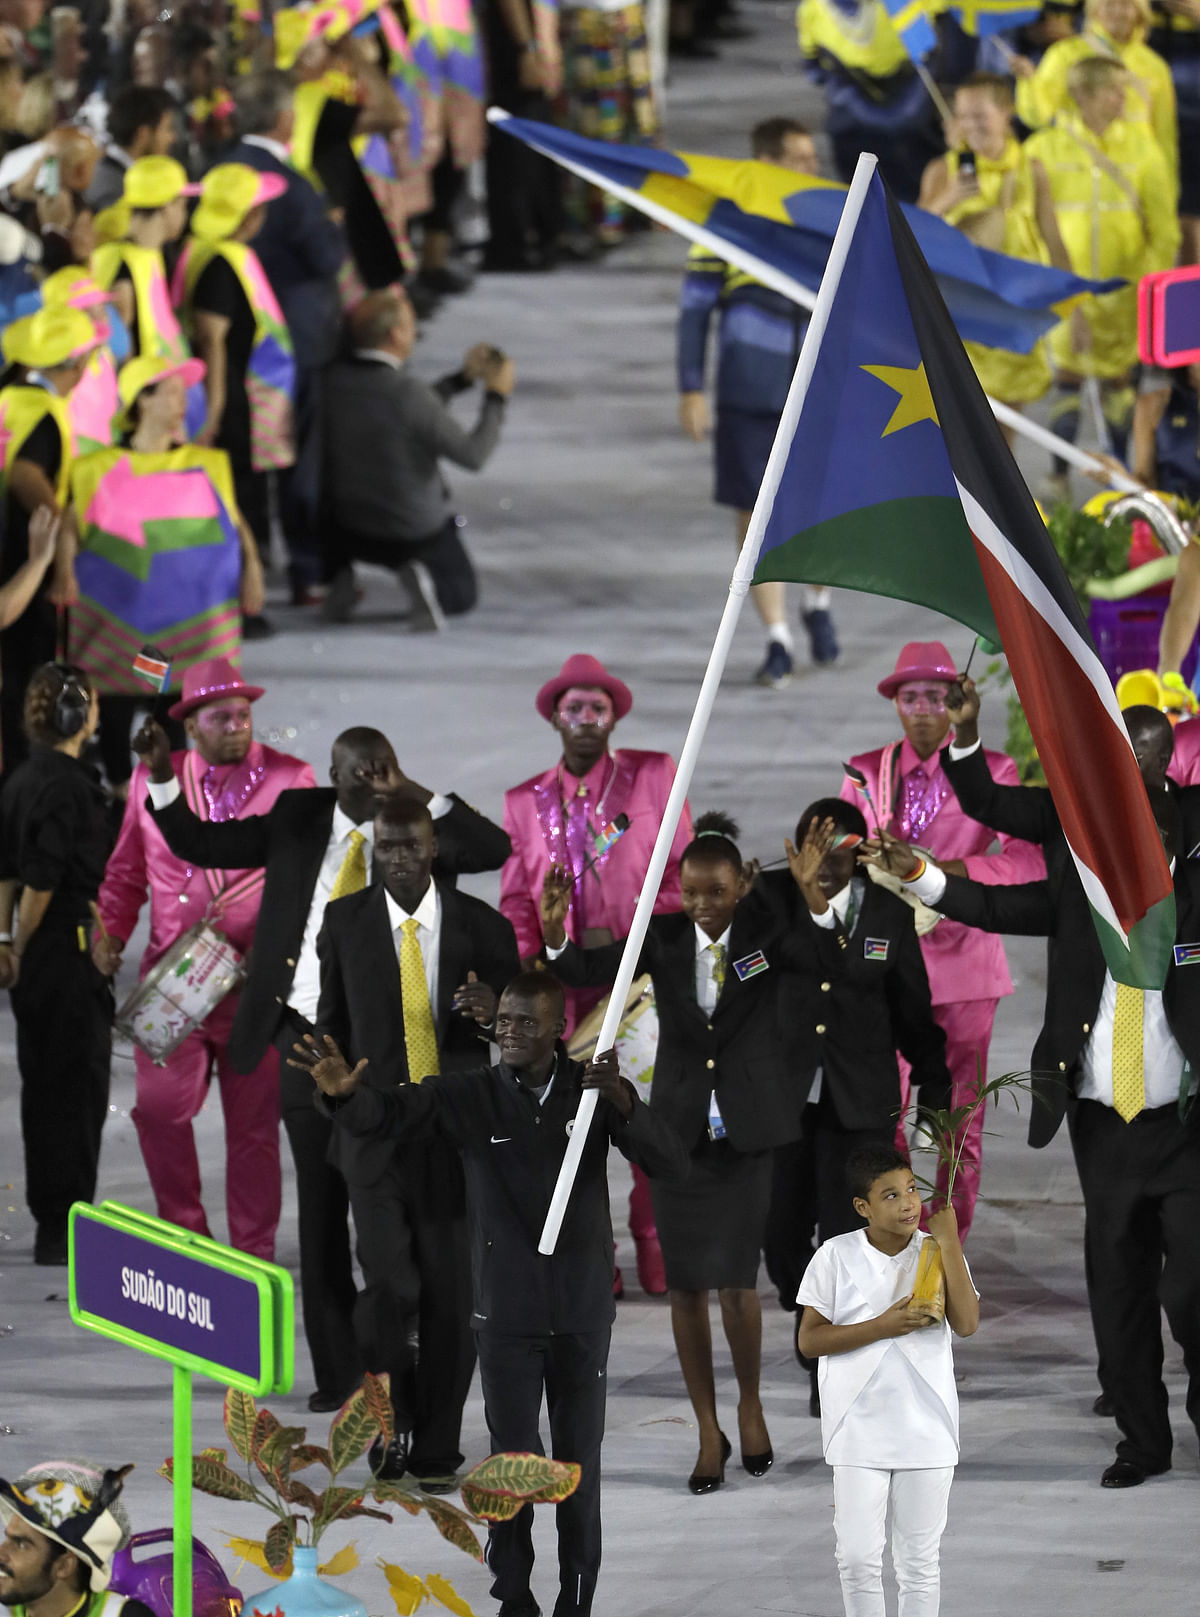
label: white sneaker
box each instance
[397,560,445,632]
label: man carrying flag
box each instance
[748,154,1189,1489]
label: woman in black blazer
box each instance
[542,813,809,1495]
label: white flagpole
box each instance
[537,152,882,1256]
[486,108,1142,496]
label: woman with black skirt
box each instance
[0,663,116,1264]
[542,812,810,1493]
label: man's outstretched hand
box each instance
[287,1032,369,1096]
[582,1048,633,1117]
[944,675,980,747]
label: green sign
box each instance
[69,1203,294,1617]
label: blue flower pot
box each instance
[241,1547,368,1617]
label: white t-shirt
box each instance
[797,1228,974,1469]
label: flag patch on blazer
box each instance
[863,937,890,962]
[732,950,769,981]
[1173,943,1200,966]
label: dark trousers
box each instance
[347,1139,475,1472]
[234,465,272,567]
[11,925,112,1238]
[276,367,324,588]
[325,518,479,616]
[830,124,940,207]
[763,1096,892,1308]
[1070,1097,1200,1471]
[276,1030,362,1399]
[477,1328,609,1617]
[97,695,186,789]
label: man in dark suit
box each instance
[226,69,347,599]
[314,796,520,1485]
[134,719,510,1413]
[874,687,1200,1490]
[292,971,689,1617]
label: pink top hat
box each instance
[876,640,958,699]
[167,657,265,721]
[535,654,633,722]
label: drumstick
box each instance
[89,901,109,940]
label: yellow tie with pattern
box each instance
[330,829,367,900]
[708,941,727,997]
[400,917,440,1083]
[1111,981,1145,1123]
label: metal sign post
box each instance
[69,1202,294,1617]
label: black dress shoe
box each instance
[688,1433,731,1494]
[1092,1392,1115,1417]
[1100,1458,1169,1489]
[33,1234,68,1266]
[741,1446,773,1477]
[308,1389,353,1414]
[369,1433,410,1481]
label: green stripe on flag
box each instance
[752,495,1001,647]
[1089,892,1177,990]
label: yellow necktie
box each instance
[330,828,367,900]
[708,942,727,997]
[399,917,440,1083]
[1112,981,1145,1123]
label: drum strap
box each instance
[181,754,267,917]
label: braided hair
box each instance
[23,663,94,747]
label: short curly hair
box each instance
[23,663,93,747]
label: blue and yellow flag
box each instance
[950,0,1042,36]
[882,0,937,58]
[751,166,1174,992]
[493,118,1121,354]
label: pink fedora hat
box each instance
[168,657,265,721]
[877,641,957,699]
[535,654,633,722]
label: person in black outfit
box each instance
[314,796,521,1486]
[292,970,689,1617]
[0,665,116,1265]
[756,796,951,1415]
[543,812,811,1493]
[869,684,1200,1491]
[481,0,562,271]
[134,718,510,1411]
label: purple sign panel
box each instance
[72,1215,263,1382]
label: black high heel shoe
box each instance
[688,1433,731,1495]
[741,1444,774,1477]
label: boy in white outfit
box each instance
[796,1147,979,1617]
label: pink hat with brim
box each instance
[249,171,288,206]
[168,656,266,721]
[535,653,633,722]
[877,640,958,699]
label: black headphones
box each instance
[51,664,92,739]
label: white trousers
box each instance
[832,1465,954,1617]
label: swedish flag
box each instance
[493,118,1120,354]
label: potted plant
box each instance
[904,1068,1043,1321]
[161,1373,579,1617]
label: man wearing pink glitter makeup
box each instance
[839,640,1044,1237]
[500,653,693,1296]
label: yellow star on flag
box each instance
[860,361,940,437]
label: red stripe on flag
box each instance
[971,537,1173,933]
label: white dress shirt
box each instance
[905,807,1187,1112]
[242,133,291,165]
[354,347,403,369]
[693,922,731,1016]
[384,879,441,1019]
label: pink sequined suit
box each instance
[502,748,693,1292]
[841,739,1045,1235]
[99,743,315,1256]
[1168,716,1200,785]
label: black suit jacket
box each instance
[224,139,346,366]
[550,892,813,1153]
[759,869,951,1132]
[316,879,520,1185]
[326,1050,690,1335]
[149,786,511,1074]
[936,744,1200,1146]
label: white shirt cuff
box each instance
[428,792,453,820]
[908,865,948,905]
[810,905,837,929]
[947,737,982,760]
[545,939,568,959]
[147,777,181,808]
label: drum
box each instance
[115,921,245,1065]
[567,973,659,1094]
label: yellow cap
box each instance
[93,200,132,244]
[40,266,110,311]
[191,163,288,242]
[2,306,98,369]
[117,354,206,412]
[123,156,201,211]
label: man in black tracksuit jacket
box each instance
[293,969,689,1617]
